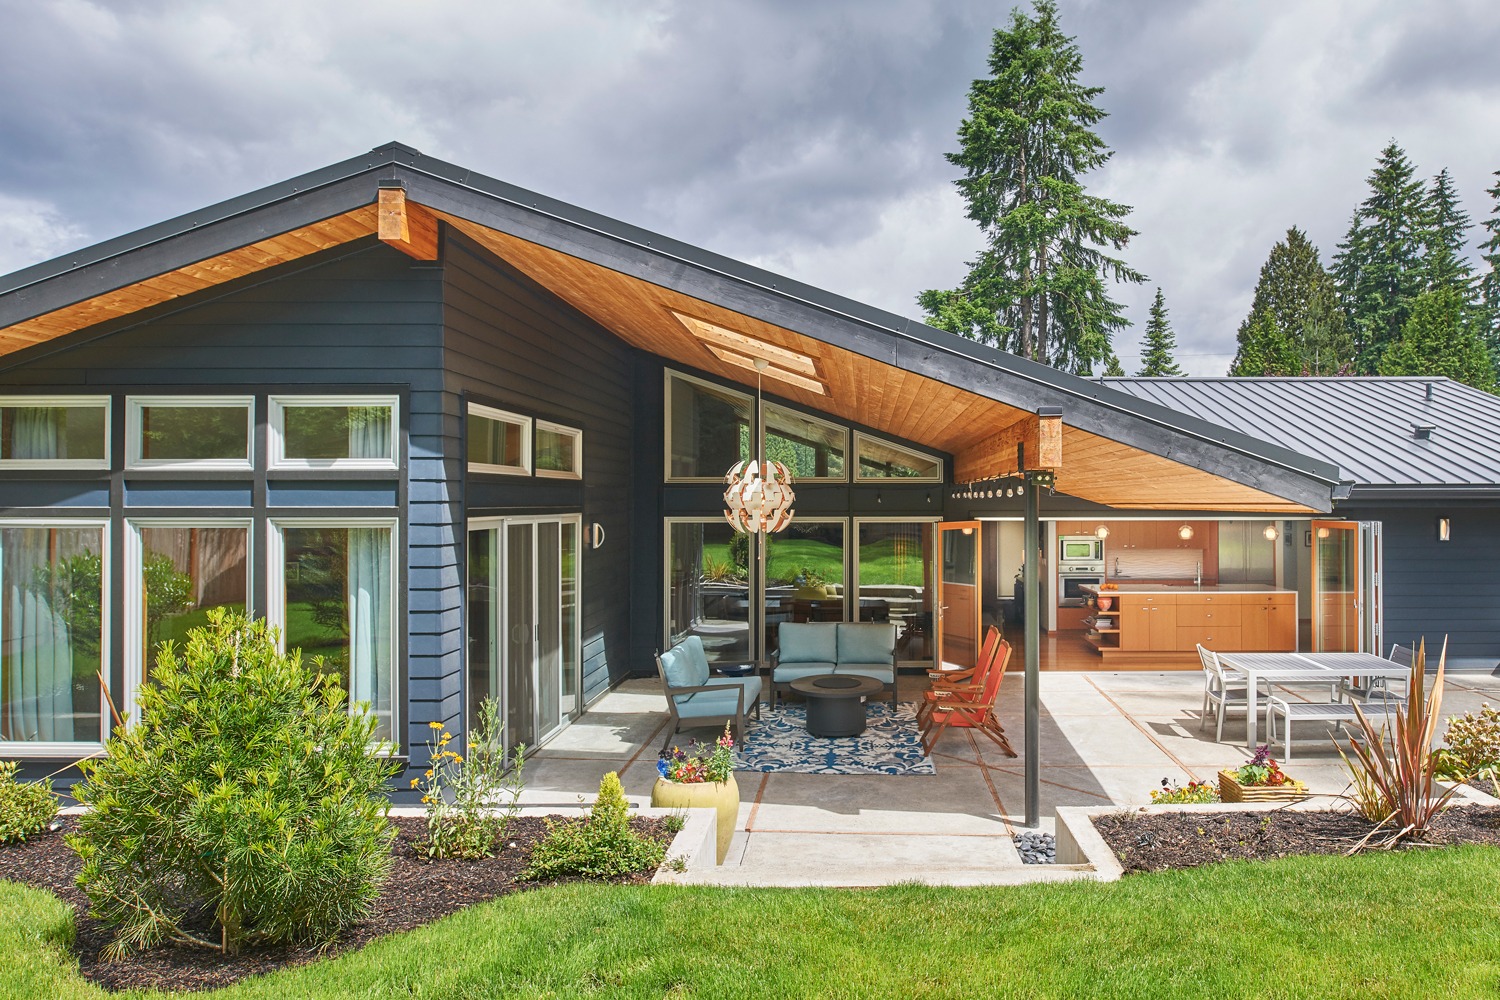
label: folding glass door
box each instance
[937,522,983,670]
[1311,519,1382,653]
[467,517,580,750]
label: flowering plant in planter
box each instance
[1235,745,1293,787]
[1149,777,1219,804]
[657,724,735,784]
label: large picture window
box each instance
[0,397,110,469]
[125,522,250,701]
[665,519,751,663]
[270,521,397,742]
[127,396,253,470]
[270,396,397,470]
[0,522,107,749]
[665,373,751,481]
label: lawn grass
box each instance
[5,847,1500,998]
[703,538,926,587]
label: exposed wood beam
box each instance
[954,411,1063,482]
[377,188,439,260]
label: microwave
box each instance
[1059,535,1105,563]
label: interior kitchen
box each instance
[984,518,1314,669]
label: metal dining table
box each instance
[1214,651,1411,745]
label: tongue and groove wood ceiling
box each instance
[0,196,1314,512]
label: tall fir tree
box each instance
[1136,288,1184,376]
[1333,142,1428,372]
[1228,309,1300,377]
[1421,167,1476,295]
[1478,170,1500,372]
[1379,286,1495,392]
[918,0,1144,374]
[1231,227,1352,375]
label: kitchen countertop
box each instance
[1077,583,1296,595]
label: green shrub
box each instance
[67,609,399,958]
[0,761,58,844]
[522,772,666,880]
[413,696,526,859]
[1435,703,1500,779]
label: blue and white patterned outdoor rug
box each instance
[736,702,936,775]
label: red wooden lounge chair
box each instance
[917,625,1001,729]
[920,636,1016,757]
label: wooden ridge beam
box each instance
[378,187,439,260]
[954,410,1063,482]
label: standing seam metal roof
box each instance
[1102,376,1500,491]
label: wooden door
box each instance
[1267,595,1297,651]
[937,522,982,669]
[1242,602,1269,649]
[1312,520,1361,651]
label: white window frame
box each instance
[763,401,849,484]
[267,517,400,745]
[268,395,399,471]
[0,395,111,470]
[0,518,111,757]
[663,370,753,483]
[852,431,944,483]
[126,395,254,471]
[467,403,532,476]
[123,517,254,725]
[534,420,584,480]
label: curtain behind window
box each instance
[2,531,74,741]
[346,528,392,739]
[347,406,391,461]
[13,408,61,460]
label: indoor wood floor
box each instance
[1007,629,1200,671]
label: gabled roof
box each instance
[0,142,1342,512]
[1104,376,1500,497]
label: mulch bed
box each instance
[1094,805,1500,874]
[0,814,672,993]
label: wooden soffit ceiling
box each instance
[435,212,1313,513]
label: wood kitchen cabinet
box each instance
[1089,589,1298,658]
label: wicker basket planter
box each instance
[1218,769,1309,802]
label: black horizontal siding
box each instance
[441,230,638,727]
[1349,505,1500,664]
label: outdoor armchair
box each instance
[920,637,1015,757]
[917,625,1002,729]
[656,635,762,752]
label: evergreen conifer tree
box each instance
[1379,286,1495,392]
[1232,227,1351,375]
[1333,142,1428,372]
[1228,309,1300,377]
[1478,170,1500,372]
[1421,168,1477,295]
[1136,288,1184,376]
[918,0,1144,372]
[1102,353,1125,377]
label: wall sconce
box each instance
[591,522,606,549]
[1094,524,1110,539]
[1177,524,1194,541]
[1437,517,1451,542]
[1262,524,1279,541]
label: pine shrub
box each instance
[0,761,58,844]
[67,610,399,957]
[522,772,666,880]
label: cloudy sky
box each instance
[2,0,1498,374]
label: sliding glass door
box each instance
[468,516,580,750]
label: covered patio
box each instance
[519,669,1500,886]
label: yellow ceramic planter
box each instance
[650,775,740,864]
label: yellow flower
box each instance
[425,769,434,778]
[452,755,464,763]
[421,795,433,805]
[428,721,444,730]
[409,778,419,789]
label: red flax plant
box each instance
[1342,638,1457,850]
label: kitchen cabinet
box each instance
[1084,587,1297,658]
[1241,594,1297,651]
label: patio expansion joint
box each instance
[1084,675,1202,781]
[970,729,1016,835]
[615,717,670,779]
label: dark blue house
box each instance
[0,144,1490,785]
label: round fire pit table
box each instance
[788,674,885,738]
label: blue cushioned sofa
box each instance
[655,635,763,751]
[770,622,897,710]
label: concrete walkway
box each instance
[519,669,1500,886]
